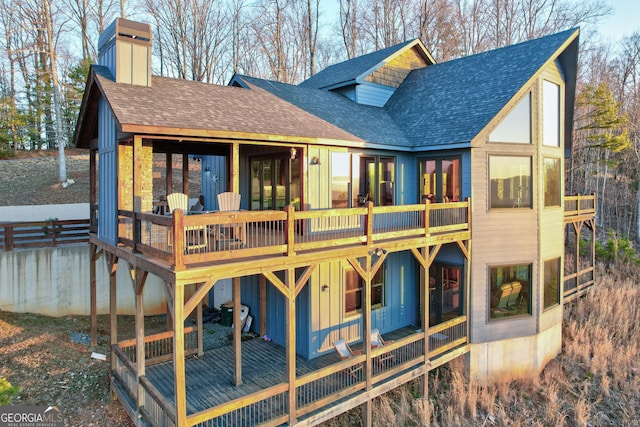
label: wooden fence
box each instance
[0,219,90,251]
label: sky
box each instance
[597,0,639,41]
[319,0,638,42]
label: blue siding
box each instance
[356,84,395,107]
[98,97,118,246]
[242,271,310,358]
[200,156,228,210]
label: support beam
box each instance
[263,271,288,297]
[90,244,98,346]
[183,279,217,320]
[260,275,267,338]
[363,255,372,427]
[109,254,118,401]
[135,270,145,410]
[196,283,204,356]
[233,277,242,386]
[294,264,317,298]
[422,247,430,398]
[165,152,173,193]
[182,153,189,195]
[230,143,240,193]
[286,268,297,424]
[173,285,187,426]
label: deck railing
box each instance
[565,194,596,219]
[118,200,470,269]
[0,219,90,251]
[563,266,595,302]
[118,327,199,365]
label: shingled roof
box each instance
[75,65,363,148]
[236,75,412,148]
[384,28,580,149]
[299,39,431,90]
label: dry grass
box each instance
[323,263,640,426]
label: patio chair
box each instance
[333,339,363,378]
[215,192,244,249]
[370,329,395,366]
[167,192,208,252]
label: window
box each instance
[544,157,560,207]
[489,156,532,209]
[543,81,560,147]
[543,258,561,309]
[345,264,385,315]
[420,156,461,203]
[250,154,301,210]
[330,153,395,207]
[489,264,531,319]
[429,263,463,325]
[331,152,351,208]
[489,93,531,144]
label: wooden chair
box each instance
[333,339,363,378]
[215,192,244,249]
[167,192,208,252]
[217,192,241,211]
[370,329,395,366]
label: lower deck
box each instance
[112,320,468,426]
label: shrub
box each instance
[0,378,18,405]
[595,229,639,265]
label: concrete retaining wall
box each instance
[0,245,168,316]
[0,203,90,222]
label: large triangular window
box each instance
[489,93,531,144]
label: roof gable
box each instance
[299,39,434,90]
[385,28,580,149]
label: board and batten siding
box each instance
[239,272,312,359]
[200,155,228,210]
[97,97,118,246]
[308,252,419,358]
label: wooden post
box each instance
[286,204,296,256]
[165,152,173,193]
[182,153,189,195]
[423,246,430,398]
[424,199,431,237]
[173,210,185,270]
[173,284,187,426]
[134,268,145,410]
[230,143,240,193]
[196,283,204,356]
[109,255,118,401]
[89,149,97,231]
[365,201,374,247]
[233,277,242,386]
[259,275,267,338]
[4,224,13,251]
[363,255,372,427]
[286,268,297,424]
[90,244,98,347]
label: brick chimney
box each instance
[98,18,152,87]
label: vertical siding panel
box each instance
[200,155,227,210]
[98,97,117,246]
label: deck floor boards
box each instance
[144,326,418,416]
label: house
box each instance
[74,18,596,427]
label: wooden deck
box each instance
[112,320,468,427]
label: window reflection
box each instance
[489,156,531,209]
[543,81,560,147]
